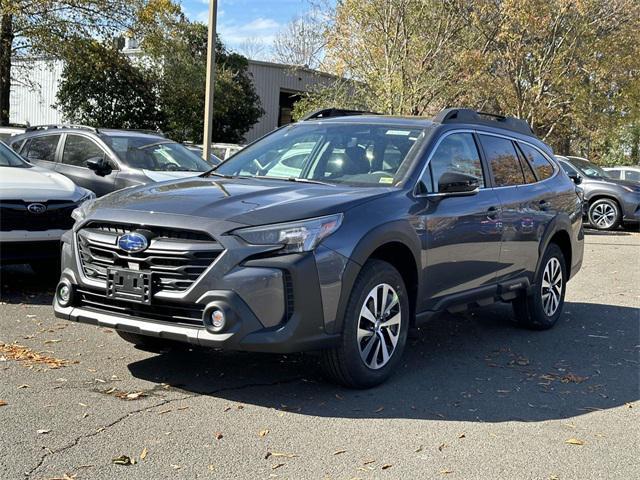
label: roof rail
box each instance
[127,129,166,137]
[301,108,380,121]
[25,124,99,133]
[433,108,534,137]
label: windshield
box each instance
[215,123,426,186]
[101,136,211,172]
[569,158,610,178]
[0,141,30,168]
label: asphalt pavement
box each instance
[1,230,638,479]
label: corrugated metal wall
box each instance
[245,60,337,143]
[10,59,64,126]
[8,58,337,141]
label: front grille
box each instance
[0,200,77,231]
[76,288,204,326]
[76,222,224,293]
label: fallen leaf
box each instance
[374,406,385,413]
[140,447,148,460]
[259,429,270,437]
[223,406,232,412]
[265,451,297,459]
[458,433,466,439]
[333,449,347,455]
[381,464,392,470]
[112,455,134,465]
[363,459,376,465]
[561,374,588,384]
[17,384,30,389]
[438,443,448,452]
[0,400,7,407]
[271,463,285,470]
[565,438,585,446]
[440,469,454,475]
[37,429,50,434]
[415,445,424,453]
[170,464,181,469]
[335,394,344,400]
[215,432,223,440]
[125,392,145,400]
[44,339,62,344]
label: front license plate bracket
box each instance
[107,268,153,304]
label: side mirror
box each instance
[567,171,582,185]
[437,171,480,195]
[86,157,112,176]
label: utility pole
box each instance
[202,0,217,162]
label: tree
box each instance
[143,16,263,143]
[0,0,177,125]
[294,0,469,117]
[55,40,162,129]
[273,12,326,69]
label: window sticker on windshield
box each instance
[386,130,411,136]
[379,177,394,184]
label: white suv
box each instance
[0,141,94,274]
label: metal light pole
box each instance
[202,0,217,162]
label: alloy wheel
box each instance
[541,257,563,317]
[357,283,402,370]
[591,202,617,229]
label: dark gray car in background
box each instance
[556,155,640,230]
[9,126,212,197]
[53,109,584,388]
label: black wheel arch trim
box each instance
[329,220,422,335]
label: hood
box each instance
[587,176,640,191]
[0,165,83,201]
[142,170,204,182]
[91,176,393,226]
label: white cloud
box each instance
[218,16,282,48]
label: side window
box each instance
[559,161,577,176]
[624,170,640,182]
[62,135,105,167]
[479,135,524,187]
[516,149,536,183]
[606,169,621,179]
[24,135,61,162]
[426,133,485,192]
[518,143,555,181]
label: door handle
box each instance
[486,206,499,220]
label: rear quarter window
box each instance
[518,143,555,180]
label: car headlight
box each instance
[234,213,343,254]
[71,197,96,223]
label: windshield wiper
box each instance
[205,171,234,179]
[285,177,335,186]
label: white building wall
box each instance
[10,59,65,126]
[9,57,338,142]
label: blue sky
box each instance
[179,0,316,56]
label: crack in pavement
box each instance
[25,376,304,478]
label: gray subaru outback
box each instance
[54,108,584,388]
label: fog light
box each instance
[56,281,73,307]
[210,308,226,331]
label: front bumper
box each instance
[620,191,640,222]
[54,224,346,353]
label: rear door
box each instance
[417,131,503,308]
[58,133,119,196]
[21,134,61,170]
[478,134,553,284]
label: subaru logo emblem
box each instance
[118,232,149,253]
[27,203,47,214]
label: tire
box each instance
[116,331,179,351]
[320,259,410,388]
[588,198,621,230]
[513,243,566,330]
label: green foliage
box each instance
[55,40,162,129]
[142,16,263,143]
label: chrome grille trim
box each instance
[76,223,224,294]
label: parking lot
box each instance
[1,230,638,480]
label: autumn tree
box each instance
[273,12,326,69]
[0,0,178,125]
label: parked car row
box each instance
[555,155,640,231]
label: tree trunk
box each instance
[0,14,13,126]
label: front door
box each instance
[416,132,503,310]
[57,134,118,196]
